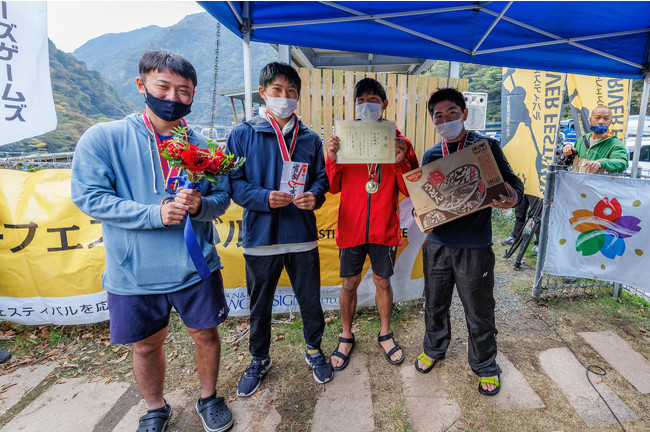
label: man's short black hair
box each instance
[428,87,466,116]
[139,50,197,87]
[354,78,387,101]
[259,62,301,92]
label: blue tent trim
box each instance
[199,1,650,79]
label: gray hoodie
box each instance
[71,113,230,295]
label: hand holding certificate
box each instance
[334,120,396,164]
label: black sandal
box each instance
[377,332,405,365]
[330,335,355,371]
[137,402,172,432]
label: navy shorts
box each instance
[107,270,229,344]
[339,244,397,278]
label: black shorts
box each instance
[339,244,397,279]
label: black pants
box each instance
[511,194,541,245]
[422,241,501,377]
[244,248,324,358]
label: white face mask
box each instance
[265,96,298,119]
[434,118,464,140]
[356,102,384,122]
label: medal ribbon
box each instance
[367,163,378,180]
[442,133,468,157]
[142,110,187,192]
[267,113,299,161]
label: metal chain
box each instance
[209,22,221,139]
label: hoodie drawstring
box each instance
[148,135,158,194]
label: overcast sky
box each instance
[47,0,205,52]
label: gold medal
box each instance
[366,163,379,194]
[365,180,379,194]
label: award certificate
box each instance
[335,120,396,164]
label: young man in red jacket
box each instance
[325,78,418,370]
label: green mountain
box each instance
[72,12,278,127]
[2,40,135,153]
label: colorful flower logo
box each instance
[569,197,641,259]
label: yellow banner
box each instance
[567,74,630,140]
[501,68,565,197]
[0,170,425,323]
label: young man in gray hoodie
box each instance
[72,50,233,432]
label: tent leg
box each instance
[630,72,650,178]
[532,163,557,299]
[243,35,252,121]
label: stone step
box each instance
[539,347,638,427]
[0,363,57,416]
[579,331,650,394]
[228,388,282,432]
[400,361,463,432]
[492,352,545,409]
[312,354,374,432]
[0,378,129,432]
[112,389,188,431]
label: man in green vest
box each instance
[562,106,629,173]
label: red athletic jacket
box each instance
[326,128,419,248]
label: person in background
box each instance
[325,78,418,370]
[501,194,541,255]
[72,50,233,432]
[227,62,332,396]
[562,106,628,173]
[414,88,523,397]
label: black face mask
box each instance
[143,86,192,122]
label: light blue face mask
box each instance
[590,124,609,135]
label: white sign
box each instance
[463,91,487,131]
[0,2,56,146]
[544,171,649,293]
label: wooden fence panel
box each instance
[296,67,467,153]
[385,73,397,122]
[425,76,438,154]
[333,70,344,122]
[415,75,430,161]
[322,69,333,143]
[406,74,418,143]
[311,70,322,139]
[299,68,311,128]
[396,74,408,133]
[344,71,355,120]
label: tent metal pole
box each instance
[449,61,459,80]
[624,79,634,147]
[252,5,479,30]
[227,1,243,25]
[630,72,650,178]
[278,45,291,64]
[471,1,512,55]
[533,164,557,299]
[242,2,252,121]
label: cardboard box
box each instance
[403,140,508,230]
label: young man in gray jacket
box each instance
[72,50,233,432]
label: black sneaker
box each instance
[237,355,272,397]
[305,348,333,384]
[501,236,516,246]
[195,396,233,432]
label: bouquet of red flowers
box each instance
[159,126,244,186]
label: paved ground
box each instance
[0,329,648,432]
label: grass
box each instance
[1,209,650,431]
